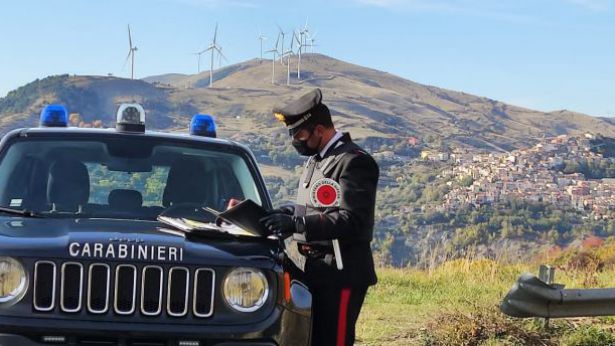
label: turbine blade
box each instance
[213,23,218,44]
[122,51,131,70]
[216,47,227,62]
[128,25,132,49]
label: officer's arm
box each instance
[302,153,379,242]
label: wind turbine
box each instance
[276,24,287,64]
[199,23,225,87]
[294,30,309,80]
[218,46,227,68]
[307,31,318,54]
[192,51,205,73]
[281,35,295,86]
[266,33,281,84]
[124,25,138,80]
[300,18,310,48]
[257,30,267,62]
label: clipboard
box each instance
[203,199,269,237]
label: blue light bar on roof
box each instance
[190,114,216,138]
[39,104,68,127]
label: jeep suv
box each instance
[0,104,311,346]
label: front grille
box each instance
[33,261,56,311]
[167,267,189,317]
[61,262,83,312]
[88,263,111,314]
[114,264,137,314]
[33,261,215,318]
[193,269,215,317]
[141,266,163,316]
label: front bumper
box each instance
[0,334,276,346]
[0,305,310,346]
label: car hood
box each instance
[0,217,278,267]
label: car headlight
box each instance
[223,267,268,312]
[0,257,27,303]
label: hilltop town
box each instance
[438,134,615,220]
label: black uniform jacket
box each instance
[294,133,379,288]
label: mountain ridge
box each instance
[1,54,614,152]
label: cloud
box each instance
[154,0,260,8]
[352,0,541,23]
[565,0,611,10]
[354,0,612,12]
[356,0,404,7]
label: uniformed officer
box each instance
[260,88,379,346]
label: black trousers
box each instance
[310,285,368,346]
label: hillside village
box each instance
[438,134,615,219]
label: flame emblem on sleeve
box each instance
[310,178,342,207]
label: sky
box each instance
[1,0,614,116]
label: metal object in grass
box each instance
[501,265,615,318]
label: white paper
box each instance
[284,236,306,272]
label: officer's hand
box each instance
[267,204,295,216]
[259,213,295,237]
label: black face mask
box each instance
[292,139,319,156]
[292,128,321,156]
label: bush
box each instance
[421,306,554,346]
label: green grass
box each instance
[356,255,615,345]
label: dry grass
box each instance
[356,245,615,345]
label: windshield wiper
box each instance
[0,206,41,218]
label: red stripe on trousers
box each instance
[337,288,352,346]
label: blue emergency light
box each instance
[190,114,216,138]
[40,104,68,127]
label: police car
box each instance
[0,104,311,345]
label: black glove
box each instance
[268,204,295,216]
[260,212,296,237]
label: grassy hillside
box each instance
[2,54,615,152]
[0,74,190,133]
[359,241,615,345]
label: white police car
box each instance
[0,104,311,345]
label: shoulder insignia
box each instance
[310,178,342,207]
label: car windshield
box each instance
[0,136,264,220]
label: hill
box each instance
[2,55,615,265]
[1,54,615,152]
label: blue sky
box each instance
[1,0,614,116]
